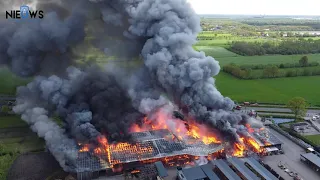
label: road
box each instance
[263,128,320,180]
[248,107,320,114]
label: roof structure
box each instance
[212,159,242,180]
[154,161,168,178]
[227,157,259,180]
[76,129,224,172]
[181,166,207,180]
[301,153,320,168]
[251,129,282,147]
[243,157,278,180]
[200,164,220,180]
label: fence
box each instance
[268,124,313,150]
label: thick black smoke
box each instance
[0,0,85,77]
[9,0,252,172]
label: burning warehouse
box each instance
[245,125,283,154]
[1,0,276,179]
[76,129,224,176]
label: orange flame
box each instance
[130,110,221,145]
[233,137,245,157]
[247,137,263,153]
[79,144,89,152]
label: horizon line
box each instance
[197,14,320,17]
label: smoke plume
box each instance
[6,0,252,172]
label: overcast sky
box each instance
[187,0,320,16]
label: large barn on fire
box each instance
[76,129,224,178]
[250,128,283,154]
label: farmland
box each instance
[197,47,320,66]
[0,68,30,95]
[215,72,320,106]
[193,20,320,105]
[0,115,45,179]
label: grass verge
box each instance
[304,134,320,146]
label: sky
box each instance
[187,0,320,16]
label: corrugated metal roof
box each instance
[227,158,259,180]
[154,161,168,177]
[200,164,220,180]
[267,131,283,145]
[244,157,278,180]
[212,159,241,180]
[301,153,320,168]
[181,166,207,180]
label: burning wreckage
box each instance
[75,110,225,173]
[75,109,282,174]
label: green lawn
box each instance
[0,116,28,129]
[0,68,30,95]
[304,134,320,145]
[194,46,239,58]
[216,54,320,66]
[194,45,320,67]
[215,72,320,105]
[195,38,271,46]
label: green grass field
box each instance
[215,72,320,105]
[0,116,28,129]
[304,134,320,145]
[194,45,320,66]
[195,38,272,46]
[0,68,30,95]
[194,46,239,58]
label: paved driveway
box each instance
[263,128,320,180]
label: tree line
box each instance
[223,56,320,79]
[230,39,320,56]
[239,60,319,70]
[241,19,320,29]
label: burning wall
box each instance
[0,0,263,172]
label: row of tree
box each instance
[223,63,320,79]
[241,19,320,29]
[230,39,320,55]
[239,57,317,70]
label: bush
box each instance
[229,40,320,56]
[309,62,319,66]
[1,105,11,114]
[223,64,252,79]
[303,68,312,76]
[286,70,296,77]
[299,56,309,67]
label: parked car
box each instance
[235,105,242,110]
[284,169,290,173]
[289,172,295,177]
